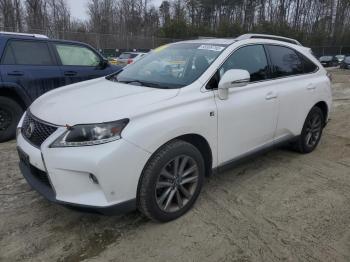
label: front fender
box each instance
[123,90,218,168]
[0,82,32,107]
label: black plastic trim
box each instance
[212,136,298,175]
[19,160,137,215]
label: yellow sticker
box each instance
[154,44,169,53]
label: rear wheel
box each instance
[138,140,205,222]
[293,107,324,154]
[0,97,23,142]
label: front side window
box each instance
[112,43,228,89]
[55,44,100,66]
[1,40,54,65]
[266,45,303,78]
[220,45,269,82]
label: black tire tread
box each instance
[0,97,23,142]
[292,106,324,154]
[137,140,203,222]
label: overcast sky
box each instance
[68,0,163,21]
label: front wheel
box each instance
[293,107,325,154]
[0,97,23,142]
[137,140,205,222]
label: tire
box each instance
[137,140,205,222]
[0,97,23,142]
[292,107,325,154]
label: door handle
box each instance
[7,71,24,76]
[64,71,77,76]
[306,84,316,90]
[265,91,278,100]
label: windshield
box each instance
[110,43,227,89]
[345,57,350,63]
[320,56,333,61]
[336,55,345,59]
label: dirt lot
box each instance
[1,69,350,262]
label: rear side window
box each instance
[1,40,54,65]
[55,44,100,66]
[266,45,303,78]
[220,45,269,82]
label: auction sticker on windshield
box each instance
[198,45,225,52]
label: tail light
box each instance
[127,59,133,64]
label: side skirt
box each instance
[212,135,299,175]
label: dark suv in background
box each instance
[340,56,350,69]
[0,32,121,142]
[319,55,339,67]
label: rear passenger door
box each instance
[265,45,319,141]
[52,43,110,85]
[0,40,62,101]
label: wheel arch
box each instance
[142,133,213,178]
[175,134,213,177]
[313,101,328,125]
[0,85,29,109]
[136,133,213,199]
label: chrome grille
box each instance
[22,112,58,148]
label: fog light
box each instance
[89,173,99,184]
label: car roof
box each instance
[176,34,303,47]
[0,31,93,46]
[178,38,237,45]
[0,31,49,39]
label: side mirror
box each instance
[218,69,250,100]
[99,58,109,69]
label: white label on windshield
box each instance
[198,45,225,52]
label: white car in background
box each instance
[114,52,147,67]
[17,34,332,222]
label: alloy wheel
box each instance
[305,113,322,147]
[155,155,199,213]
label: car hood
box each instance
[30,77,180,126]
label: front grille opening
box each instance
[30,164,52,188]
[22,112,58,148]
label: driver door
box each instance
[213,45,279,165]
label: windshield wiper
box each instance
[118,80,161,88]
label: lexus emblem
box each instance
[25,121,35,138]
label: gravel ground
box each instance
[1,69,350,262]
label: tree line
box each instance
[1,0,350,47]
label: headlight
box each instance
[50,119,129,147]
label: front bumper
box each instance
[19,159,136,215]
[17,123,151,215]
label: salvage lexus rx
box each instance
[17,34,332,222]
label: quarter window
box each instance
[220,45,269,82]
[55,44,100,66]
[1,41,54,65]
[266,45,303,77]
[299,54,317,73]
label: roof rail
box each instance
[237,34,302,46]
[0,31,49,39]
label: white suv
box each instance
[17,34,332,222]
